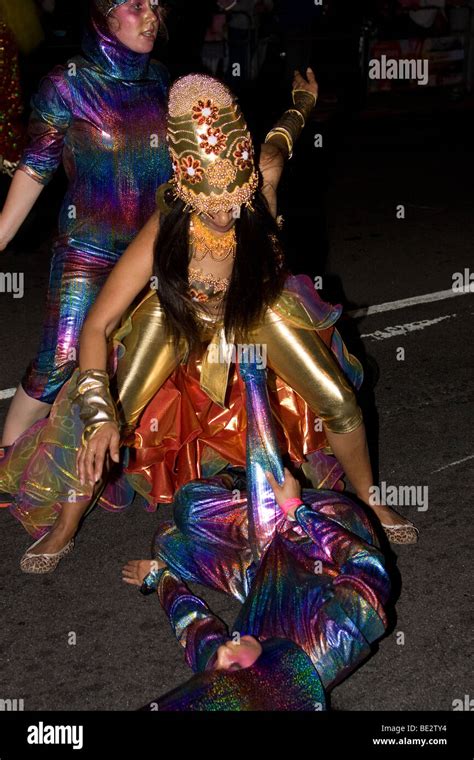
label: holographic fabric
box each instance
[0,272,362,537]
[118,273,363,504]
[144,638,326,712]
[148,354,389,704]
[153,471,389,695]
[0,370,134,537]
[18,3,171,402]
[138,353,389,709]
[239,356,285,559]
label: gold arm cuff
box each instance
[265,108,307,158]
[292,89,317,124]
[287,107,306,127]
[324,407,364,436]
[265,128,293,160]
[71,370,119,446]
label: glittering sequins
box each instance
[18,11,171,402]
[206,158,237,189]
[188,267,230,293]
[167,74,258,214]
[169,75,234,116]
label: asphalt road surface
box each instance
[0,107,472,711]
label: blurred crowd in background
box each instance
[1,0,473,301]
[3,1,474,103]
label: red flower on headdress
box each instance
[192,99,219,126]
[233,139,253,170]
[199,127,226,156]
[180,156,204,184]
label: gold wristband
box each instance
[292,88,317,123]
[265,90,317,160]
[265,109,304,157]
[265,128,293,159]
[71,369,118,447]
[287,107,306,127]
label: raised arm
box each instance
[259,68,318,217]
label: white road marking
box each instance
[0,288,471,399]
[348,287,473,319]
[361,314,454,341]
[432,454,474,473]
[0,388,15,400]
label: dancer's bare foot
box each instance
[23,496,93,557]
[27,526,74,556]
[122,559,166,586]
[369,503,414,527]
[213,635,263,671]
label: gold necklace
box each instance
[189,213,236,262]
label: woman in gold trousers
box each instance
[0,71,418,573]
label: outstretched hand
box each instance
[292,67,319,100]
[76,421,120,486]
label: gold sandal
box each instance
[20,535,75,574]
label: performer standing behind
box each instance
[0,0,171,447]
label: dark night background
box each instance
[0,0,473,716]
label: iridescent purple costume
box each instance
[18,2,171,403]
[142,358,391,708]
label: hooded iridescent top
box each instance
[17,0,172,257]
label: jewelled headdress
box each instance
[167,74,259,214]
[94,0,130,17]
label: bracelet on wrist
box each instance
[265,128,293,159]
[280,497,304,516]
[72,369,118,446]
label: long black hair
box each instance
[152,189,288,354]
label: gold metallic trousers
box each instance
[112,289,362,437]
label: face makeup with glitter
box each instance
[108,0,160,53]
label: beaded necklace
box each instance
[189,213,236,262]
